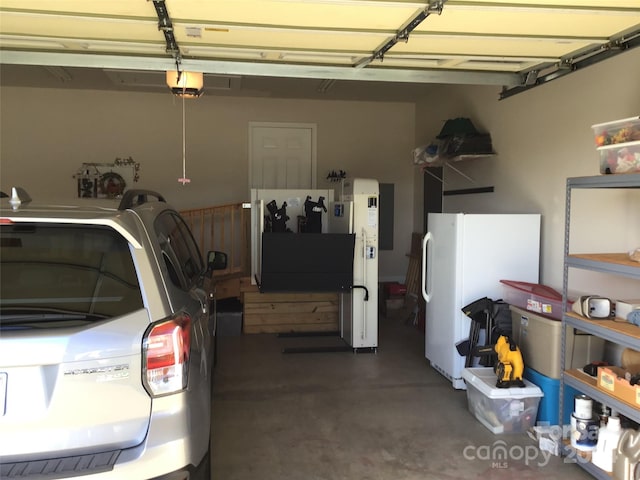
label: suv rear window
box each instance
[0,223,143,324]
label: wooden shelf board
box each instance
[569,253,640,269]
[565,369,640,413]
[565,312,640,342]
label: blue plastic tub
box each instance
[524,367,579,425]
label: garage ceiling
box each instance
[1,0,639,100]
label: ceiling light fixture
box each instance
[166,70,204,98]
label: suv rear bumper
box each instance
[148,451,210,480]
[99,393,210,480]
[1,394,211,480]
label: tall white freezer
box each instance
[421,213,540,389]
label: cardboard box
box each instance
[597,366,640,407]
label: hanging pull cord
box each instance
[178,78,190,185]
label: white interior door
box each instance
[249,122,316,190]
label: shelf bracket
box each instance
[423,167,448,186]
[422,154,496,195]
[443,161,495,195]
[445,161,476,184]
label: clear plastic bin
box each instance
[462,367,543,434]
[597,140,640,174]
[591,116,640,147]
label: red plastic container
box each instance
[385,282,407,296]
[500,280,570,320]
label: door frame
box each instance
[248,122,318,190]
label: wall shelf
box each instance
[423,153,496,196]
[448,153,496,162]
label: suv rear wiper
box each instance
[2,313,90,321]
[0,310,108,328]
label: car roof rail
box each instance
[118,189,166,210]
[6,187,32,209]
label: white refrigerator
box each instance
[421,213,540,389]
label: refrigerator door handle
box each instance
[421,232,432,302]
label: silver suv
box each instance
[0,188,226,480]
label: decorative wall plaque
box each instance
[73,157,140,199]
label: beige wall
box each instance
[0,88,416,281]
[1,49,639,289]
[415,47,640,297]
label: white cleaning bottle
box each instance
[591,416,622,473]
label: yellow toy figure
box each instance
[494,335,525,388]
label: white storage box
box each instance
[462,367,543,434]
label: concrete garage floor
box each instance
[211,311,592,480]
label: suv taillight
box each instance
[143,313,191,397]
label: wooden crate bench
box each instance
[242,290,339,334]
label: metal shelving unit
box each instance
[560,173,640,479]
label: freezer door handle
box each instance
[421,232,432,302]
